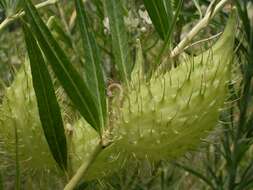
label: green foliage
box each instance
[0,0,252,189]
[23,0,103,132]
[75,0,107,129]
[105,0,132,84]
[142,0,172,40]
[0,63,62,187]
[23,23,68,170]
[112,11,236,160]
[0,0,23,16]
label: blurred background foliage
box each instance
[0,0,253,189]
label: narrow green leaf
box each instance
[75,0,106,128]
[193,0,203,18]
[163,0,173,20]
[143,0,172,40]
[47,16,73,49]
[22,23,68,170]
[23,0,102,131]
[105,0,131,85]
[155,0,184,66]
[93,0,104,19]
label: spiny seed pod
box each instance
[70,119,127,180]
[0,63,62,187]
[111,10,236,160]
[0,10,236,183]
[75,10,237,179]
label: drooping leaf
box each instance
[75,0,106,129]
[105,0,131,85]
[22,23,67,170]
[23,0,102,131]
[143,0,172,40]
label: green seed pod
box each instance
[75,10,237,179]
[0,10,237,183]
[0,64,56,174]
[112,10,236,160]
[70,119,127,180]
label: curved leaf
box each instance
[22,23,67,170]
[75,0,107,129]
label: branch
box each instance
[63,141,103,190]
[169,0,228,58]
[0,0,58,32]
[63,125,114,190]
[184,32,222,50]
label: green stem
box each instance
[63,141,104,190]
[0,0,59,33]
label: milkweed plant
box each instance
[0,0,252,190]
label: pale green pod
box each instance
[75,10,237,180]
[0,10,237,183]
[111,10,236,160]
[0,63,58,172]
[70,119,128,180]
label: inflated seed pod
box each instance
[0,63,64,189]
[0,10,236,183]
[70,119,127,180]
[0,63,125,181]
[0,63,57,171]
[75,10,237,180]
[111,9,236,160]
[0,63,125,182]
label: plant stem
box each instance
[184,32,222,50]
[170,0,228,58]
[0,0,59,33]
[63,141,104,190]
